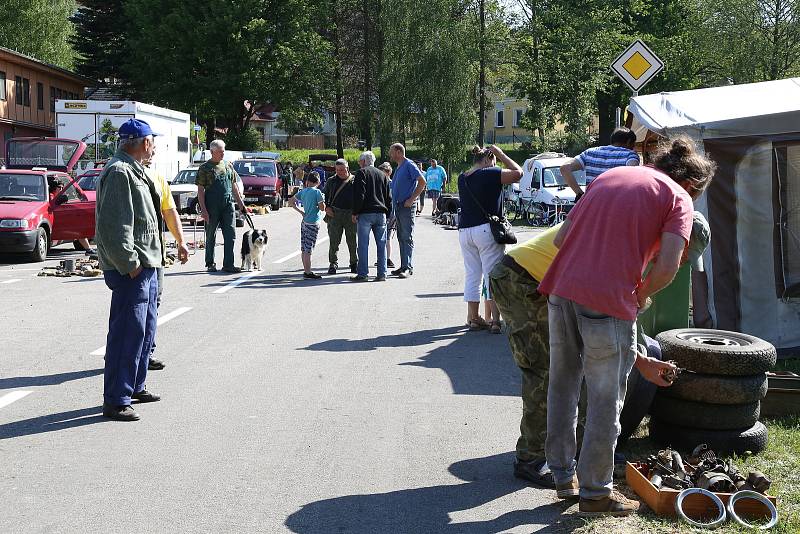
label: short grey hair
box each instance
[119,136,149,151]
[359,151,376,166]
[209,139,226,151]
[335,158,348,168]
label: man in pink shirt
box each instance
[538,137,716,516]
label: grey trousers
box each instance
[545,295,636,500]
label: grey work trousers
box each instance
[545,294,636,500]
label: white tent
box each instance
[628,78,800,354]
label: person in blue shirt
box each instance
[290,172,326,279]
[560,127,639,201]
[425,159,447,216]
[389,143,426,278]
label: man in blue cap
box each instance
[95,118,163,421]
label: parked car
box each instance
[518,152,586,210]
[233,156,283,210]
[169,166,246,227]
[0,137,93,261]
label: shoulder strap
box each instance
[329,176,350,205]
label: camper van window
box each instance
[532,168,541,189]
[178,137,189,152]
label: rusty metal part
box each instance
[698,470,737,493]
[746,471,772,494]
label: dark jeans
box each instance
[103,268,158,406]
[205,204,236,269]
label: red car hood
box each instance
[0,199,46,220]
[241,175,278,187]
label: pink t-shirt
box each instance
[538,165,693,321]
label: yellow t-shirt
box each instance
[507,223,562,282]
[146,169,176,212]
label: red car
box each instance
[0,137,93,261]
[233,157,284,210]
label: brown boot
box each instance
[555,476,579,499]
[578,490,640,517]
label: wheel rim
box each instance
[37,232,47,257]
[675,331,753,347]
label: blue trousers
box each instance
[103,267,158,406]
[205,204,236,269]
[394,202,416,271]
[357,213,387,277]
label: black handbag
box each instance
[461,173,517,245]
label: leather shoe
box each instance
[131,389,161,403]
[514,458,555,489]
[222,266,242,273]
[148,358,165,371]
[327,264,338,275]
[349,264,358,274]
[103,404,140,421]
[206,264,218,272]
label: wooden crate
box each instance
[626,462,776,519]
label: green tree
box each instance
[70,1,129,85]
[0,0,77,68]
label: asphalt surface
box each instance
[0,210,577,533]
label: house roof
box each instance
[629,78,800,140]
[0,46,94,86]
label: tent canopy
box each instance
[629,78,800,140]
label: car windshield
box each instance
[0,173,46,201]
[234,161,277,177]
[173,170,197,185]
[77,173,100,191]
[542,167,586,187]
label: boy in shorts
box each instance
[290,172,326,279]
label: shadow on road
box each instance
[303,326,464,352]
[416,292,463,299]
[0,406,105,440]
[284,452,578,534]
[0,368,103,390]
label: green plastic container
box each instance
[638,264,691,339]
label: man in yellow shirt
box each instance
[489,214,709,488]
[145,162,189,370]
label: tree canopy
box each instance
[0,0,77,68]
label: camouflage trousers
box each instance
[489,259,586,462]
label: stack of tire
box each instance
[648,328,777,455]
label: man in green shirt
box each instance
[197,139,246,273]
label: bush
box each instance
[225,128,263,151]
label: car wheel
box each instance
[649,418,768,455]
[659,372,768,405]
[30,227,49,262]
[649,394,761,430]
[656,328,777,376]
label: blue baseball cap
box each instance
[118,118,160,140]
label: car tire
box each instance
[649,394,760,430]
[656,328,776,376]
[659,372,768,405]
[649,418,768,455]
[30,227,49,262]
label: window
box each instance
[514,109,524,127]
[0,72,5,100]
[177,136,189,152]
[496,110,505,128]
[56,88,62,101]
[22,78,30,107]
[50,86,56,111]
[36,82,43,110]
[15,76,22,104]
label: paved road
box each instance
[0,211,576,533]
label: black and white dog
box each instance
[240,229,269,271]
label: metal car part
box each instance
[727,490,778,530]
[747,471,772,494]
[675,488,727,529]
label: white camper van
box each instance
[55,100,191,178]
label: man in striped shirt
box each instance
[561,128,639,201]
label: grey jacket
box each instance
[95,149,163,275]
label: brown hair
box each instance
[471,145,493,164]
[652,136,716,196]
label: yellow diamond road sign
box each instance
[611,40,664,92]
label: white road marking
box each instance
[0,391,32,410]
[273,235,330,264]
[90,306,192,356]
[0,279,21,284]
[213,269,263,294]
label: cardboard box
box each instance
[626,462,776,519]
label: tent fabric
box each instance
[627,78,800,354]
[629,78,800,140]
